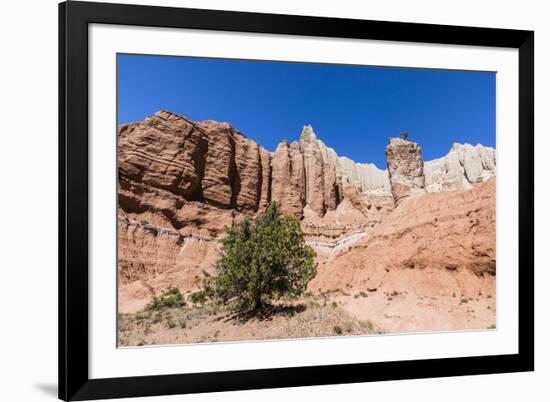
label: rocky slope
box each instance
[118,110,496,314]
[310,178,496,289]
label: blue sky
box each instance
[118,54,495,169]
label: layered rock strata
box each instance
[310,177,496,291]
[270,140,306,217]
[119,111,272,215]
[118,111,497,312]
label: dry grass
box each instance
[118,293,384,347]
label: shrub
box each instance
[307,300,321,308]
[343,321,354,333]
[152,312,162,323]
[189,290,207,305]
[360,319,375,332]
[146,287,186,310]
[135,312,149,321]
[333,325,343,335]
[206,202,316,311]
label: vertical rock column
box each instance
[200,122,237,209]
[385,138,426,205]
[258,148,272,210]
[299,125,341,216]
[300,125,328,215]
[233,134,263,212]
[271,140,306,217]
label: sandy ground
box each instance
[118,298,383,347]
[118,282,496,347]
[334,287,495,334]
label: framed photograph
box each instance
[59,1,534,400]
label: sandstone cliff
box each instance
[119,110,272,215]
[119,111,495,219]
[118,111,496,313]
[297,125,342,216]
[119,111,393,221]
[271,140,306,217]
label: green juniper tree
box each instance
[206,202,316,311]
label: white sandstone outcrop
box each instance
[299,125,391,196]
[424,143,496,192]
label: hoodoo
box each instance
[385,137,426,205]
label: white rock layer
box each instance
[299,125,391,194]
[424,143,496,192]
[283,126,496,207]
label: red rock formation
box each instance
[118,217,223,312]
[385,138,426,204]
[197,120,236,209]
[117,111,496,315]
[258,148,272,210]
[118,111,207,201]
[310,178,496,291]
[233,134,263,211]
[271,140,306,217]
[119,111,272,214]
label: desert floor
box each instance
[118,284,496,347]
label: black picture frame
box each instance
[59,1,534,400]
